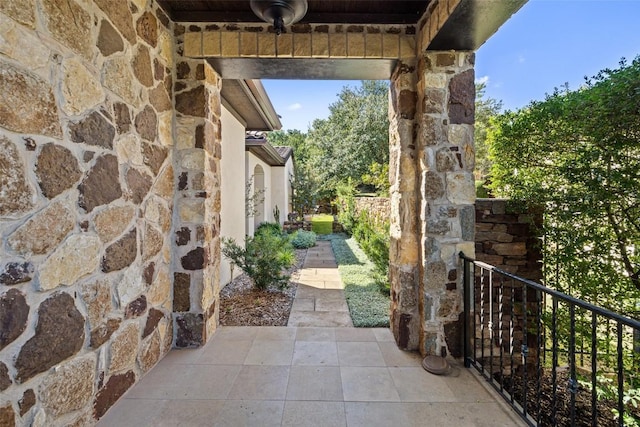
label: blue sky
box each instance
[263,0,640,131]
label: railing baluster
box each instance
[607,318,611,359]
[552,297,559,426]
[522,284,528,418]
[473,263,478,367]
[569,304,577,426]
[617,322,624,427]
[536,289,542,426]
[499,274,504,393]
[510,277,515,405]
[481,267,486,366]
[542,294,547,367]
[591,311,597,427]
[489,269,494,382]
[581,318,585,368]
[457,253,640,427]
[463,257,471,368]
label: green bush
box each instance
[255,221,283,236]
[475,180,491,198]
[291,230,317,249]
[221,228,294,290]
[352,211,389,281]
[311,214,333,235]
[334,179,357,234]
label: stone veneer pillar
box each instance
[417,52,476,357]
[390,51,476,357]
[389,61,422,351]
[172,27,222,347]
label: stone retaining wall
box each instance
[475,198,542,280]
[0,1,176,424]
[283,221,312,232]
[474,198,542,374]
[354,197,390,225]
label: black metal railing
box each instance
[460,253,640,426]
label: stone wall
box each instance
[474,198,543,375]
[0,0,176,424]
[388,60,422,352]
[283,221,312,233]
[475,199,542,280]
[417,52,476,358]
[354,197,390,225]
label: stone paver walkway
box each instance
[287,240,353,327]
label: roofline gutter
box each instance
[239,80,282,131]
[246,140,286,166]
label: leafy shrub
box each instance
[221,228,294,290]
[255,221,283,236]
[311,214,333,234]
[291,230,317,249]
[361,162,389,197]
[475,180,491,198]
[335,179,357,234]
[352,211,389,280]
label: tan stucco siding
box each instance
[220,106,246,287]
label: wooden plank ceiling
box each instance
[157,0,431,24]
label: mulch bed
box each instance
[496,369,639,426]
[219,249,306,326]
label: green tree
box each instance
[289,167,316,217]
[268,129,315,165]
[267,129,319,216]
[308,80,390,196]
[361,162,389,196]
[474,81,503,185]
[488,57,640,316]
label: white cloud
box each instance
[518,54,526,64]
[475,75,490,85]
[287,103,302,111]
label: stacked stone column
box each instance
[390,51,477,356]
[416,52,476,357]
[172,27,222,347]
[389,61,422,351]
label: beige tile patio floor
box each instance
[99,240,524,426]
[98,326,524,426]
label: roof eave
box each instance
[246,139,286,166]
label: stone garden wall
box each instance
[354,197,390,225]
[474,198,543,375]
[475,198,542,280]
[0,0,178,424]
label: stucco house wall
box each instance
[270,157,294,225]
[219,106,246,287]
[245,153,273,236]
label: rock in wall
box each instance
[0,1,176,424]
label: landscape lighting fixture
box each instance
[250,0,308,35]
